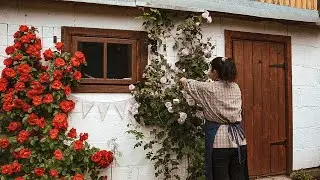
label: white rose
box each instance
[173,98,180,104]
[182,69,185,72]
[203,49,211,56]
[206,16,212,23]
[129,107,138,115]
[160,77,167,84]
[195,22,200,26]
[195,111,204,119]
[161,65,166,71]
[181,48,190,56]
[165,102,172,108]
[202,10,210,19]
[167,107,174,113]
[129,84,135,91]
[142,73,147,78]
[133,103,140,108]
[177,118,185,124]
[179,112,187,120]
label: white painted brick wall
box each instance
[1,0,320,178]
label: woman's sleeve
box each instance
[183,79,208,104]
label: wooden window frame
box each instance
[61,26,148,93]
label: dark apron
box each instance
[204,120,248,180]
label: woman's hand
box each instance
[180,77,187,88]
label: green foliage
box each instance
[128,9,214,179]
[292,170,315,180]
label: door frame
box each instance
[225,30,293,175]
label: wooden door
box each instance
[225,31,293,177]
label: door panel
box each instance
[231,39,287,176]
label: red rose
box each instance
[22,103,31,112]
[19,73,31,82]
[3,102,14,112]
[68,128,77,138]
[73,140,84,151]
[14,41,22,49]
[40,73,50,83]
[8,122,21,132]
[17,64,31,74]
[59,100,75,113]
[66,66,73,73]
[28,113,39,126]
[73,71,82,80]
[14,81,25,91]
[3,58,13,67]
[35,39,42,50]
[17,130,30,143]
[51,80,63,90]
[43,94,54,104]
[13,99,24,108]
[52,113,68,130]
[3,93,14,103]
[34,168,45,177]
[49,129,59,139]
[54,58,66,67]
[0,138,9,149]
[54,149,63,160]
[71,57,80,67]
[0,78,8,92]
[74,51,86,63]
[14,53,23,61]
[91,152,102,163]
[72,173,84,180]
[41,65,48,71]
[80,133,88,141]
[95,150,113,168]
[50,169,59,177]
[26,89,37,99]
[14,31,20,38]
[5,46,15,55]
[27,33,36,40]
[3,68,16,78]
[1,164,13,175]
[32,96,42,106]
[26,45,37,56]
[15,177,25,180]
[11,162,22,173]
[55,42,64,51]
[36,117,46,129]
[19,25,29,32]
[43,49,53,60]
[64,85,71,95]
[54,70,63,80]
[20,35,30,44]
[18,148,32,159]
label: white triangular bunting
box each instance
[114,101,129,120]
[82,100,94,118]
[96,102,110,121]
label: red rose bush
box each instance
[0,25,113,179]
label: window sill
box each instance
[73,84,131,93]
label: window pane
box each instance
[78,42,104,78]
[107,43,132,79]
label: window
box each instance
[62,27,148,93]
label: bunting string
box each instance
[67,95,136,121]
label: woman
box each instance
[180,57,249,180]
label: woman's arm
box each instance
[179,77,209,104]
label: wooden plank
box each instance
[243,41,255,176]
[233,40,244,90]
[307,0,312,9]
[284,0,290,6]
[290,0,296,7]
[252,42,264,176]
[278,44,287,172]
[302,0,307,8]
[269,43,280,173]
[261,42,271,175]
[296,0,302,8]
[313,0,317,9]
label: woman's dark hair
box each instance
[210,57,237,82]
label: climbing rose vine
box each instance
[0,25,113,179]
[128,9,214,180]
